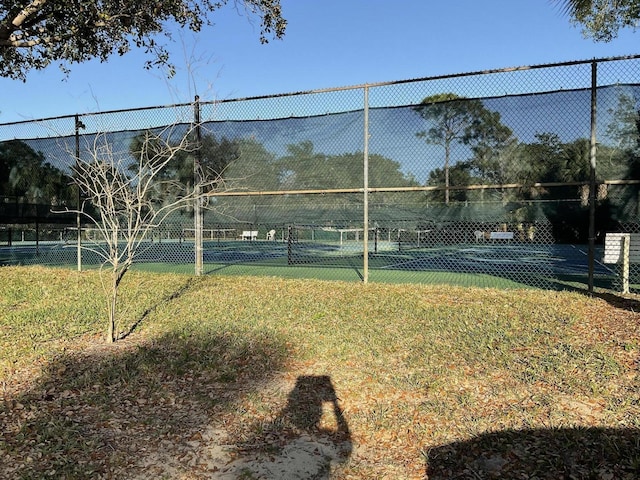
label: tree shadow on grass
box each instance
[118,276,198,340]
[541,278,640,314]
[591,290,640,313]
[425,426,640,479]
[0,329,292,479]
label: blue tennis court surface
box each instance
[376,244,613,276]
[0,240,619,290]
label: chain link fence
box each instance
[2,55,640,291]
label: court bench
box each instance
[489,231,514,241]
[239,230,258,241]
[475,231,514,242]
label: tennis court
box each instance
[1,235,622,291]
[3,56,640,295]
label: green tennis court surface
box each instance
[1,238,624,291]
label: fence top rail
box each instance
[2,54,640,129]
[208,179,640,198]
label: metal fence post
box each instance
[194,96,204,276]
[74,114,84,272]
[588,61,598,293]
[363,85,370,283]
[288,225,293,265]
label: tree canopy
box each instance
[0,139,74,205]
[413,93,514,204]
[0,0,286,80]
[130,130,239,197]
[556,0,640,41]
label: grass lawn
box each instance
[1,266,639,479]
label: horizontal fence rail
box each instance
[2,55,640,293]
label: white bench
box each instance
[603,232,640,293]
[489,231,513,241]
[240,230,258,241]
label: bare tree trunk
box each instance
[108,281,116,343]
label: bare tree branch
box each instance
[63,123,225,342]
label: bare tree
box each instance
[68,125,219,343]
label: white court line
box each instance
[570,244,617,275]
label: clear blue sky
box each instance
[1,0,638,124]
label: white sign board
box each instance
[603,233,640,264]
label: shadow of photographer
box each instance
[235,375,352,479]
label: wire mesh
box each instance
[2,56,640,291]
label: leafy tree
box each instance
[556,0,640,41]
[212,137,281,223]
[560,138,592,184]
[224,137,279,190]
[274,141,417,192]
[541,137,597,242]
[276,141,329,190]
[601,89,640,220]
[465,109,518,203]
[0,0,286,80]
[517,133,591,198]
[129,130,239,208]
[605,90,640,153]
[517,133,566,185]
[515,132,623,242]
[367,152,419,189]
[0,139,74,205]
[425,163,476,203]
[279,142,420,226]
[413,93,515,204]
[601,88,640,182]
